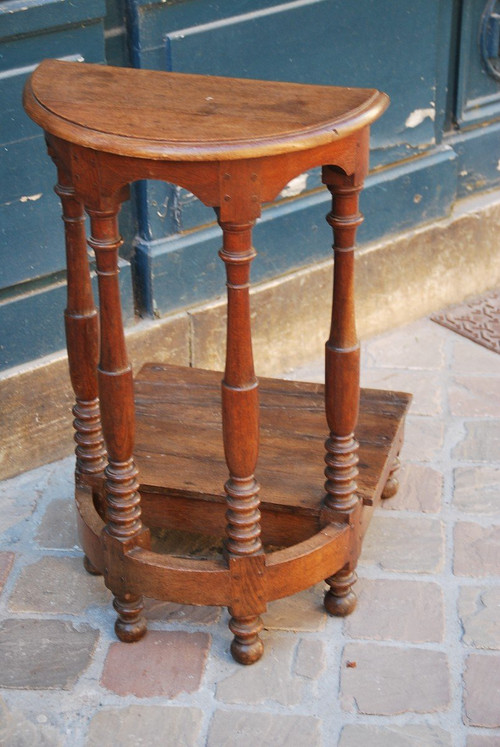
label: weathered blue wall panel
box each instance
[0,261,135,370]
[164,0,441,164]
[136,145,458,316]
[456,0,500,126]
[0,0,135,371]
[450,122,500,197]
[128,0,469,318]
[2,0,499,370]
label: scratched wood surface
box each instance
[23,59,388,160]
[133,363,411,543]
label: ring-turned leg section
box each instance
[322,168,364,617]
[218,217,265,665]
[49,150,107,577]
[87,201,150,642]
[324,568,357,616]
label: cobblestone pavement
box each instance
[0,316,499,746]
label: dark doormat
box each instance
[431,290,500,355]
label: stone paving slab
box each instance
[36,498,79,549]
[8,556,110,614]
[216,638,309,706]
[453,466,500,514]
[361,514,445,573]
[381,462,443,513]
[463,654,500,727]
[466,736,500,746]
[454,523,500,577]
[0,551,14,595]
[87,706,204,746]
[0,619,99,690]
[262,583,327,631]
[0,696,64,746]
[459,587,500,650]
[207,710,322,747]
[343,578,444,643]
[340,642,451,715]
[143,598,221,624]
[452,420,500,462]
[363,318,448,370]
[400,414,445,462]
[362,368,443,416]
[0,316,499,745]
[101,631,211,698]
[452,336,500,374]
[449,376,500,417]
[338,723,453,746]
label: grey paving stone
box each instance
[101,630,210,698]
[339,723,453,746]
[36,498,79,549]
[341,643,450,715]
[459,587,500,650]
[382,463,443,513]
[344,578,444,643]
[8,556,110,614]
[453,466,500,515]
[452,336,500,375]
[450,377,500,417]
[86,706,204,747]
[0,697,63,747]
[466,736,500,746]
[361,369,442,416]
[216,638,304,706]
[0,475,38,535]
[363,319,447,370]
[144,598,220,624]
[360,515,445,573]
[452,421,500,462]
[463,654,500,727]
[207,709,321,747]
[0,619,98,689]
[400,416,445,462]
[293,638,325,679]
[454,523,500,577]
[262,583,326,632]
[0,551,14,595]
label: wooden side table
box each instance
[24,60,411,665]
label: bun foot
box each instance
[382,456,400,499]
[83,555,102,576]
[229,614,264,665]
[113,594,147,643]
[324,569,357,617]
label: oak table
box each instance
[24,60,411,665]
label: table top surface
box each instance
[24,60,388,161]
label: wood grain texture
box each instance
[131,364,411,539]
[22,60,411,664]
[51,153,106,480]
[24,60,388,161]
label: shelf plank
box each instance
[133,364,411,544]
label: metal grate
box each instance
[431,290,500,354]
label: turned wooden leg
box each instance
[322,169,364,616]
[324,568,357,616]
[382,455,401,499]
[52,162,107,483]
[83,555,101,576]
[218,218,264,665]
[87,202,150,642]
[51,157,107,577]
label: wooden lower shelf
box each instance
[77,362,412,615]
[132,363,411,546]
